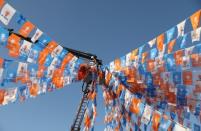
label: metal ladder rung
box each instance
[71,89,89,131]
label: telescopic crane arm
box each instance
[7,28,102,66]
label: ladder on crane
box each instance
[71,67,97,131]
[71,84,90,131]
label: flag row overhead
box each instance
[0,0,200,130]
[0,1,98,130]
[102,9,201,131]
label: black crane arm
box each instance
[7,28,102,66]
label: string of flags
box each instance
[83,85,98,131]
[0,1,98,130]
[0,0,200,130]
[0,0,86,105]
[102,10,201,131]
[0,56,82,105]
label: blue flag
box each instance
[0,27,9,46]
[16,13,27,25]
[27,44,42,63]
[138,45,145,56]
[145,72,153,85]
[176,84,187,106]
[146,83,156,97]
[158,117,172,131]
[173,71,182,84]
[18,85,29,101]
[37,34,51,47]
[165,54,176,71]
[180,34,188,49]
[194,124,201,131]
[44,54,54,67]
[166,27,176,43]
[150,48,158,59]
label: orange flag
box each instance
[87,91,96,100]
[167,92,176,104]
[174,50,183,65]
[38,41,58,65]
[7,34,21,57]
[116,84,124,96]
[190,10,201,30]
[191,54,201,67]
[52,69,64,89]
[157,34,165,52]
[29,83,39,97]
[130,48,138,61]
[147,59,155,72]
[84,114,91,128]
[141,52,148,63]
[44,41,58,53]
[60,53,74,70]
[183,71,193,85]
[153,72,161,86]
[0,89,5,105]
[37,65,46,78]
[19,21,35,37]
[105,71,112,86]
[114,58,121,71]
[21,72,30,84]
[0,0,4,8]
[0,57,4,68]
[167,39,176,54]
[152,112,161,131]
[129,98,141,114]
[38,50,49,65]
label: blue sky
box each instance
[0,0,201,131]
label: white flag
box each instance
[124,89,132,111]
[191,27,201,42]
[148,38,156,48]
[173,123,188,131]
[50,57,59,68]
[125,52,131,66]
[68,56,78,75]
[3,88,18,105]
[133,58,139,69]
[51,45,63,58]
[162,72,171,83]
[185,46,194,56]
[183,46,194,70]
[0,68,3,83]
[158,44,166,57]
[17,62,28,77]
[141,104,153,125]
[38,80,47,94]
[177,20,186,37]
[64,76,71,86]
[109,61,115,73]
[20,40,32,56]
[46,66,55,78]
[31,29,43,43]
[0,3,16,25]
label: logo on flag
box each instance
[20,40,32,60]
[31,29,43,43]
[0,3,16,25]
[141,104,153,125]
[191,27,201,42]
[177,20,186,37]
